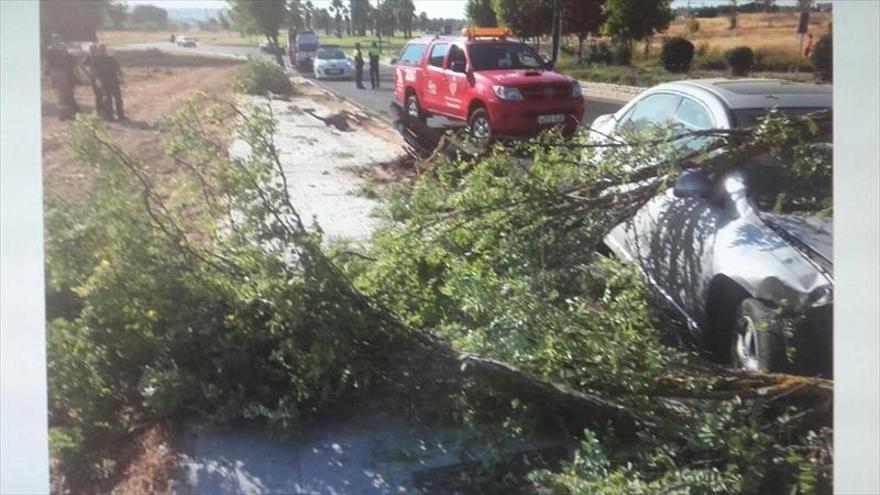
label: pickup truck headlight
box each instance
[493,85,524,101]
[571,81,583,98]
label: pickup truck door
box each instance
[423,42,449,115]
[441,44,470,119]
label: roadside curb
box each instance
[577,81,645,103]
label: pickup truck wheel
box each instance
[405,94,426,122]
[468,107,493,146]
[730,298,787,373]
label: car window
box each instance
[398,43,427,65]
[428,43,449,67]
[317,49,346,60]
[447,44,467,71]
[618,93,682,133]
[672,98,714,151]
[467,43,543,71]
[732,107,827,128]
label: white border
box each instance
[833,1,880,493]
[0,1,50,493]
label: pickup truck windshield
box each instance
[468,43,544,71]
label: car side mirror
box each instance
[542,56,554,70]
[390,57,398,65]
[450,60,466,73]
[673,169,712,199]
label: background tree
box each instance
[729,0,738,30]
[131,4,168,28]
[602,0,674,56]
[418,11,429,31]
[287,0,305,31]
[229,0,287,63]
[105,2,128,30]
[563,0,604,64]
[315,7,333,35]
[492,0,553,47]
[350,0,371,36]
[40,0,112,44]
[330,0,345,36]
[377,0,398,37]
[304,0,315,29]
[466,0,498,27]
[398,0,416,38]
[218,11,231,30]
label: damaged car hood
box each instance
[762,213,833,275]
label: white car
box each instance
[313,46,353,80]
[176,36,197,48]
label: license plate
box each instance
[538,114,565,124]
[326,69,343,75]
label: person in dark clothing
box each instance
[81,44,108,119]
[94,44,126,121]
[45,40,80,120]
[353,42,365,89]
[368,41,381,89]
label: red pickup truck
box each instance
[392,28,585,144]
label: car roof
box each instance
[653,78,832,110]
[407,35,524,46]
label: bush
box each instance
[693,46,728,71]
[726,46,756,76]
[586,41,614,65]
[661,37,695,73]
[686,17,700,35]
[612,42,632,66]
[811,34,832,81]
[233,58,295,95]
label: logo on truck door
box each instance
[427,80,437,95]
[449,79,458,95]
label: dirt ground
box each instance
[42,49,239,203]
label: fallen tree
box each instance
[46,93,833,493]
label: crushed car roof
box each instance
[660,79,832,110]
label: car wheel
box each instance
[468,107,493,147]
[405,93,425,122]
[730,298,787,373]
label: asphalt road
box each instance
[119,41,623,128]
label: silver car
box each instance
[313,46,353,80]
[592,79,833,375]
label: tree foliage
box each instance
[466,0,499,28]
[492,0,554,40]
[40,0,112,44]
[130,4,169,28]
[602,0,674,47]
[563,0,605,63]
[229,0,287,45]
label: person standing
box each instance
[95,44,126,121]
[45,39,80,121]
[353,42,365,89]
[804,33,814,57]
[81,44,107,119]
[368,41,381,89]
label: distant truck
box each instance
[293,29,320,70]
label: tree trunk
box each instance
[578,35,585,65]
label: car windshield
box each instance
[468,43,544,71]
[317,49,345,60]
[297,42,319,51]
[744,138,832,216]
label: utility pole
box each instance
[550,0,561,65]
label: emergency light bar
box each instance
[461,27,512,39]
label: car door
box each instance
[608,96,725,325]
[423,42,449,114]
[441,44,469,119]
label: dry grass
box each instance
[665,12,832,57]
[98,29,265,46]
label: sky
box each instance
[126,0,807,22]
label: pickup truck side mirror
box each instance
[541,56,554,70]
[390,57,398,65]
[673,169,712,199]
